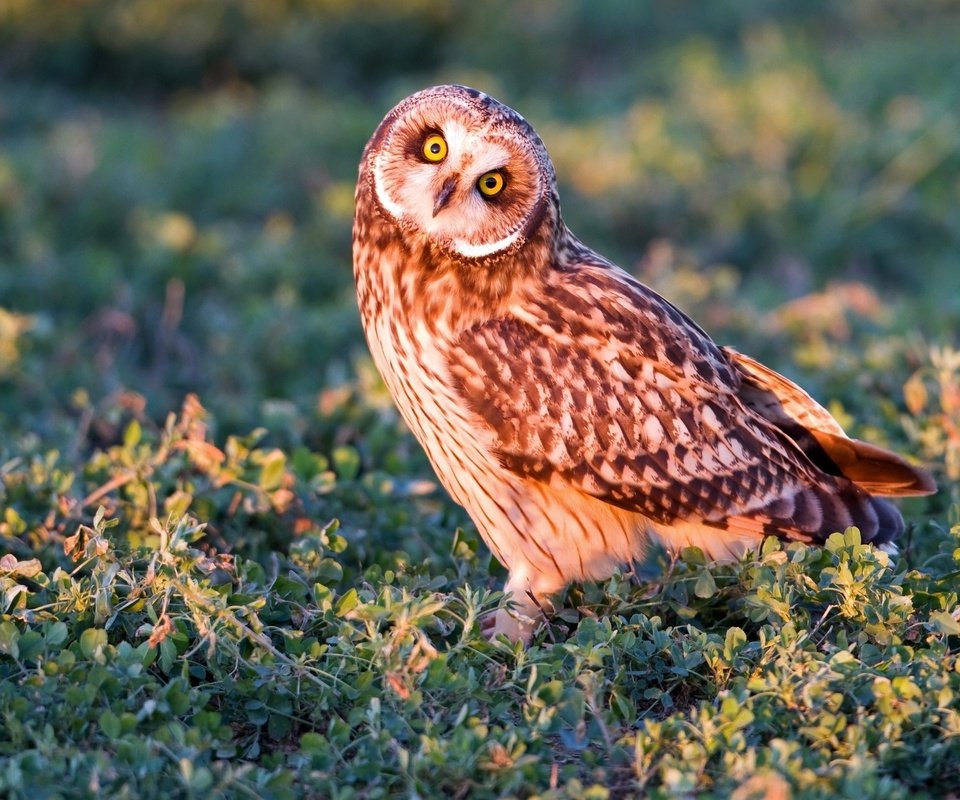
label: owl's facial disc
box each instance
[369,87,551,260]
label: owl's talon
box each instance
[482,607,538,646]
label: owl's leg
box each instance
[481,569,562,645]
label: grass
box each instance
[1,391,959,798]
[1,2,960,797]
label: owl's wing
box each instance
[447,265,925,541]
[723,347,935,497]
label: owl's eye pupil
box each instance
[484,177,496,188]
[430,143,441,154]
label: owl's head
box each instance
[362,84,557,261]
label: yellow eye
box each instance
[477,170,505,197]
[422,133,447,162]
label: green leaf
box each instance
[300,732,327,754]
[18,630,43,661]
[335,588,359,616]
[314,583,333,610]
[610,689,635,721]
[3,507,26,535]
[843,527,862,546]
[100,709,122,739]
[332,446,360,480]
[316,558,343,583]
[694,570,717,599]
[825,532,847,553]
[537,680,565,704]
[760,536,782,556]
[268,712,292,740]
[45,621,69,648]
[929,611,960,636]
[164,682,191,715]
[80,628,108,659]
[723,627,746,660]
[1,582,28,614]
[123,419,142,448]
[259,449,287,491]
[158,636,177,673]
[0,621,20,659]
[189,768,214,792]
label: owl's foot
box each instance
[480,606,539,645]
[480,579,557,645]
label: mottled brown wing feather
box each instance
[447,266,831,530]
[724,347,936,497]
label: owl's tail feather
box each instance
[650,478,906,563]
[807,429,936,497]
[724,346,936,498]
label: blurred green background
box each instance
[1,0,958,446]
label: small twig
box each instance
[76,472,136,514]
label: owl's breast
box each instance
[355,237,497,510]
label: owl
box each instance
[353,84,935,644]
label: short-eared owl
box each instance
[353,84,935,643]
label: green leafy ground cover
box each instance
[2,2,960,797]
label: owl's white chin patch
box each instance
[450,229,523,259]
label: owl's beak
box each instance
[432,176,458,217]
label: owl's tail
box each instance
[721,345,934,550]
[707,476,911,553]
[725,346,936,498]
[647,474,915,565]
